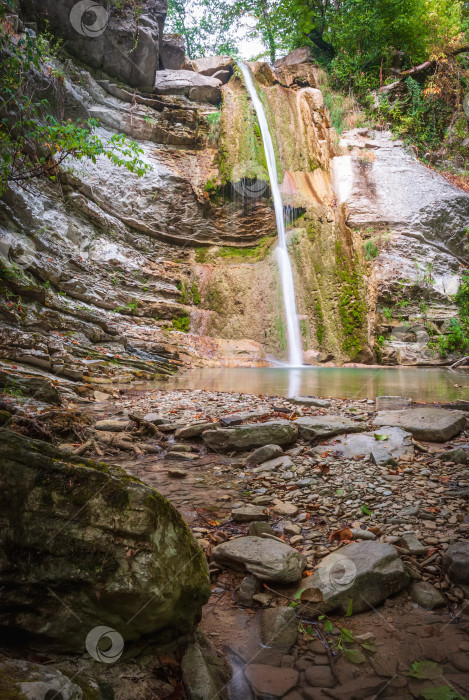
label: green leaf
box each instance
[294,588,305,600]
[408,660,443,680]
[336,488,344,496]
[344,648,366,664]
[361,505,372,515]
[341,628,355,643]
[374,433,389,441]
[323,619,334,633]
[362,640,377,653]
[420,686,465,700]
[345,599,353,617]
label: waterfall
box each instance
[238,62,304,368]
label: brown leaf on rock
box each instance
[330,527,354,542]
[300,587,324,603]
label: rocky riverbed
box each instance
[2,382,469,699]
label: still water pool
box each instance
[151,366,469,402]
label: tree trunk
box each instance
[308,28,335,59]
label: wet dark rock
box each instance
[236,574,263,605]
[0,658,97,699]
[181,631,232,700]
[0,430,210,651]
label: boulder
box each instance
[274,46,314,67]
[373,408,467,442]
[299,542,408,615]
[203,420,298,452]
[212,536,306,583]
[192,55,234,82]
[309,426,413,462]
[246,444,284,465]
[154,69,222,104]
[0,430,210,651]
[21,0,165,90]
[443,541,469,584]
[160,33,186,70]
[294,415,367,440]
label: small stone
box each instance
[409,582,445,609]
[249,521,275,536]
[399,532,427,555]
[304,664,336,688]
[95,419,130,432]
[440,447,469,465]
[251,592,273,607]
[167,469,187,478]
[274,502,299,517]
[247,444,284,465]
[259,607,298,652]
[289,396,331,408]
[289,535,304,546]
[284,522,302,535]
[350,528,376,540]
[212,536,306,583]
[93,390,110,402]
[443,541,469,583]
[236,575,262,605]
[175,421,218,439]
[231,505,269,523]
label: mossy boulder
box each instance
[0,430,210,652]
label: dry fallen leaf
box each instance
[330,527,354,542]
[300,587,324,603]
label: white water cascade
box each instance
[238,62,304,367]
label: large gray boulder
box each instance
[443,541,469,584]
[154,69,222,104]
[202,420,298,452]
[299,542,409,615]
[212,536,306,583]
[192,55,234,84]
[160,32,186,70]
[373,408,467,442]
[294,415,367,440]
[274,46,314,68]
[21,0,166,90]
[0,430,210,652]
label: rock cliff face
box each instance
[1,7,468,374]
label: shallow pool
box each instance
[150,366,469,402]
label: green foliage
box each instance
[430,273,469,356]
[364,239,379,261]
[166,0,237,58]
[0,23,150,194]
[172,315,191,332]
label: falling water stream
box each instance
[238,62,304,367]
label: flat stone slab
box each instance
[289,396,331,408]
[95,419,130,432]
[294,415,367,441]
[219,409,269,426]
[212,536,306,583]
[376,396,412,411]
[231,505,269,523]
[154,69,222,104]
[373,408,467,442]
[253,455,294,473]
[299,542,408,615]
[309,426,413,461]
[245,664,299,697]
[203,420,298,452]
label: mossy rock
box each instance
[0,430,210,652]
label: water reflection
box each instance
[154,366,469,401]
